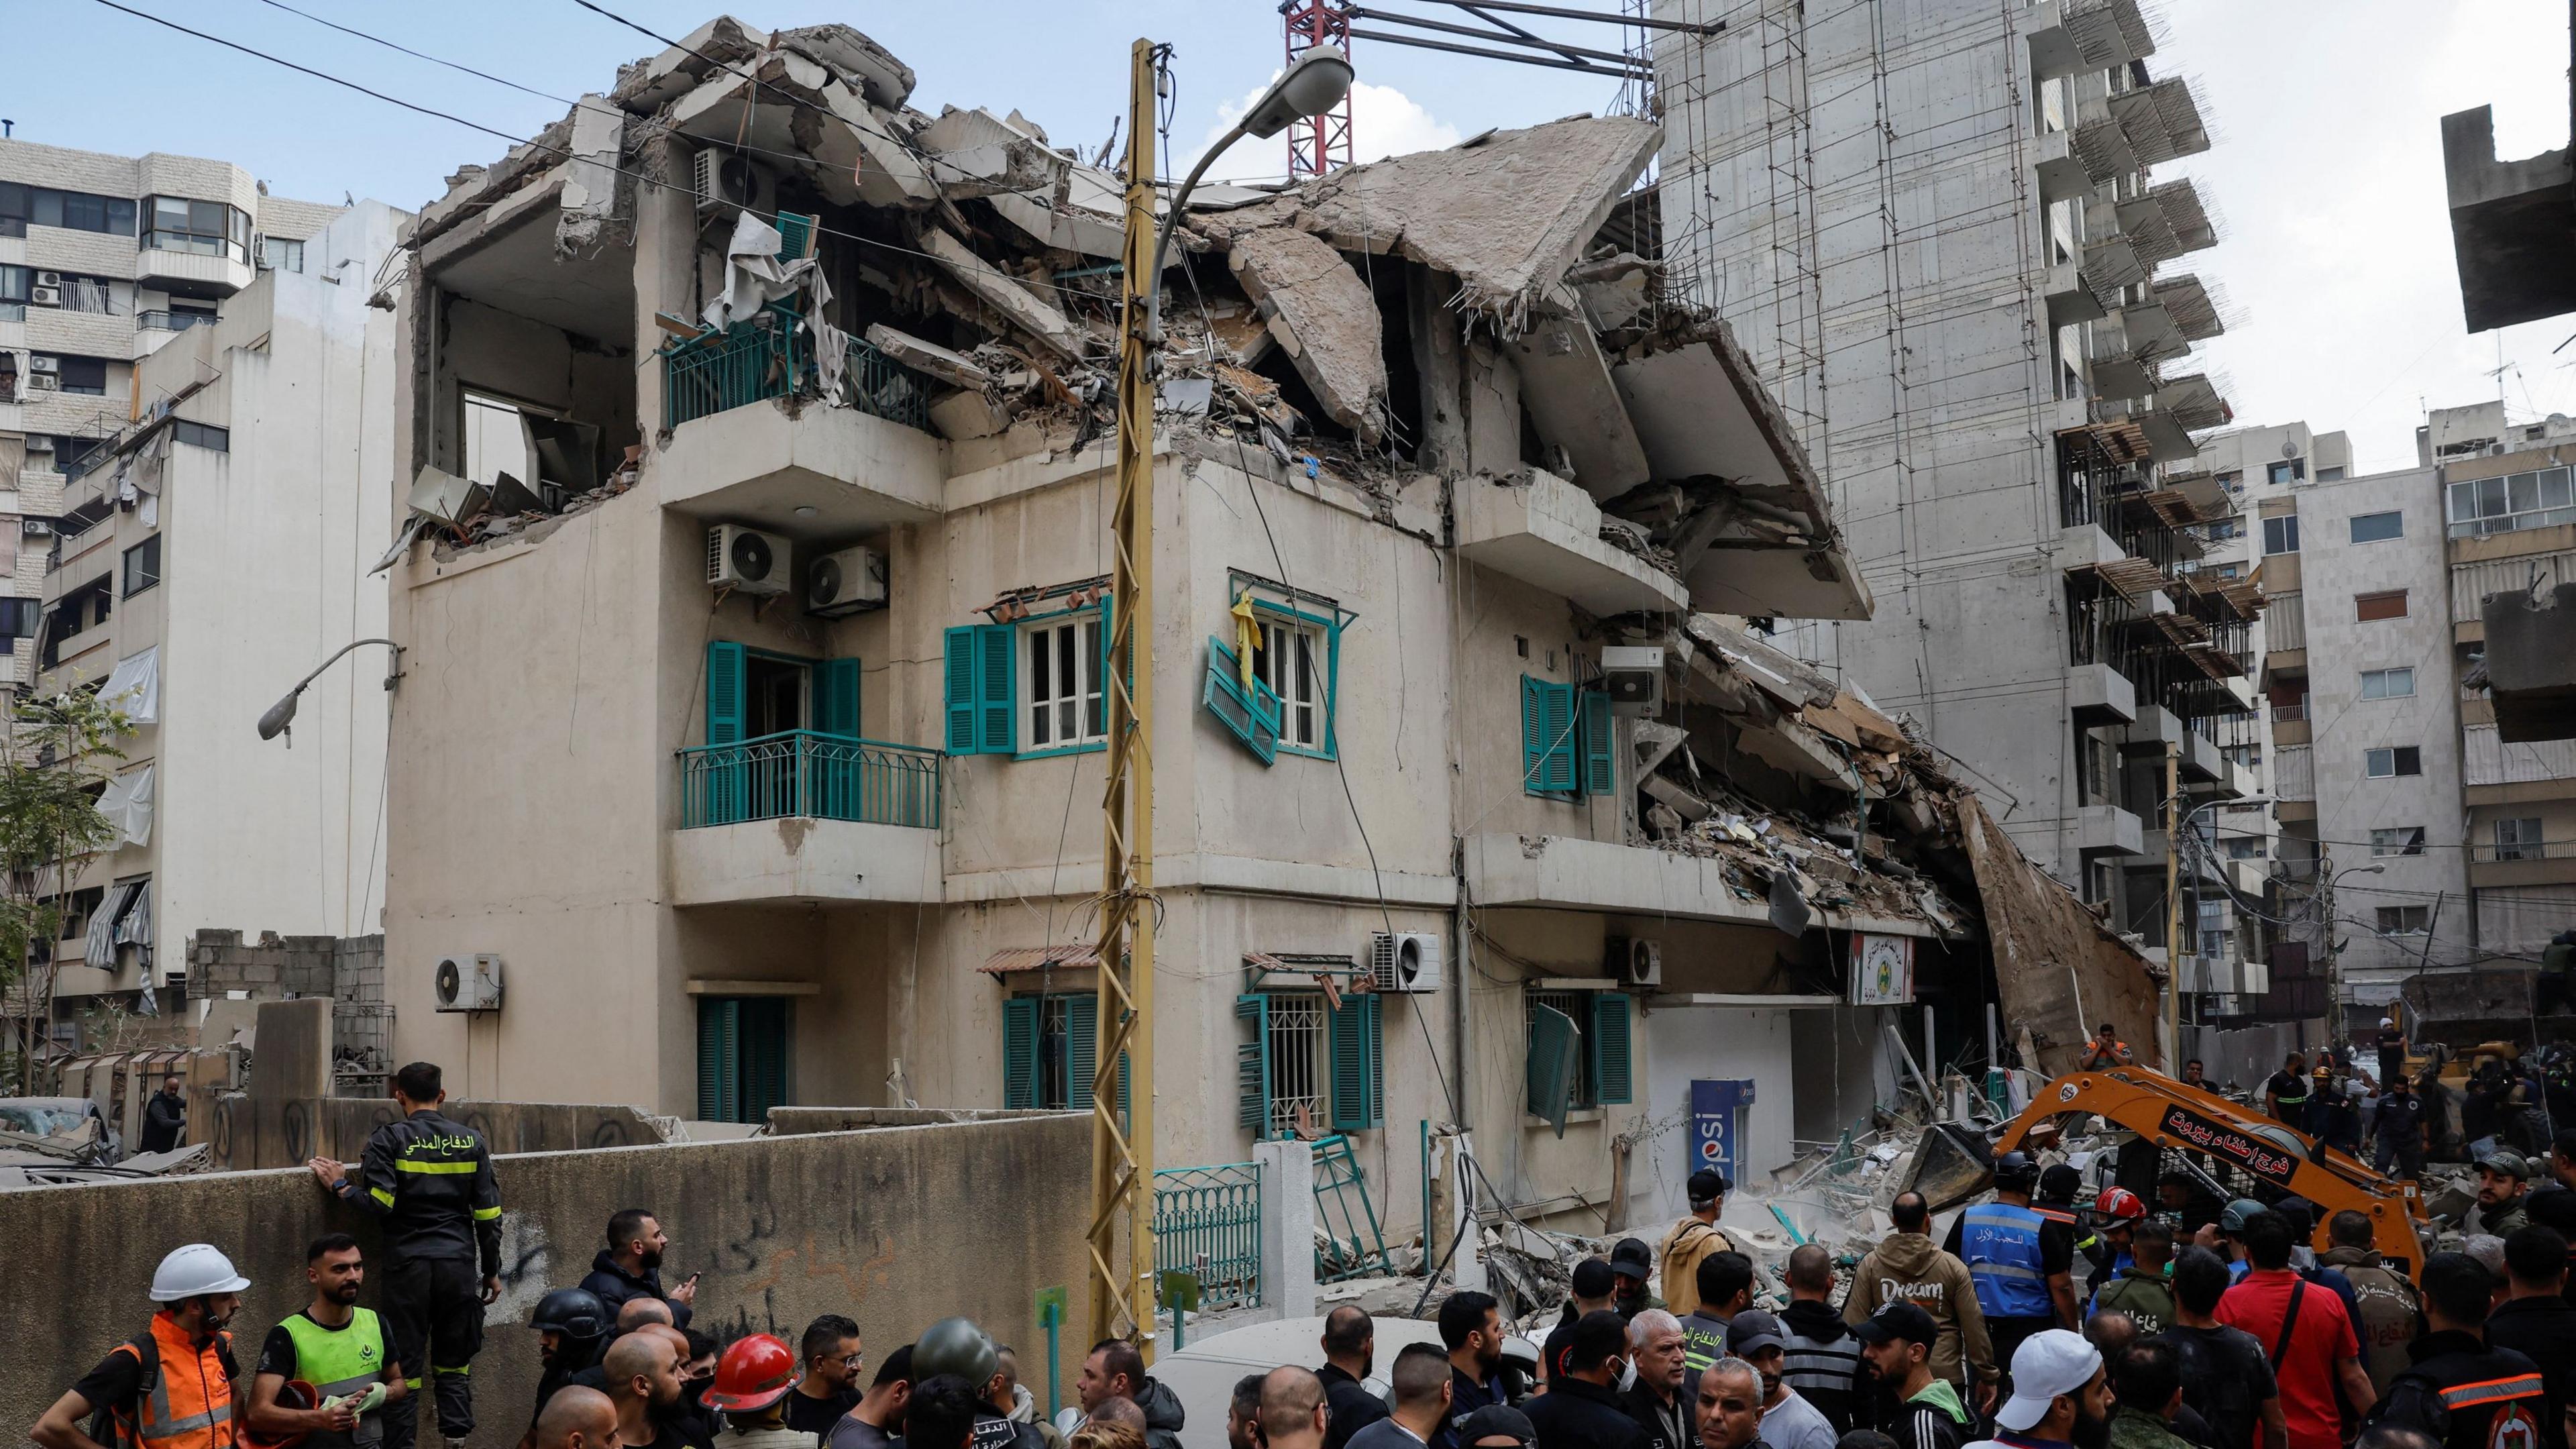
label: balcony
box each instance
[135,246,254,299]
[2025,0,2153,81]
[1461,832,1943,938]
[1454,467,1687,615]
[137,311,217,333]
[2078,804,2144,859]
[2469,839,2576,889]
[2067,661,2137,724]
[657,324,946,535]
[670,731,943,906]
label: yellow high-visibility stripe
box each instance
[393,1159,478,1175]
[369,1187,395,1208]
[472,1206,502,1221]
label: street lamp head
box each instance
[1241,46,1354,140]
[256,690,301,742]
[2357,864,2387,875]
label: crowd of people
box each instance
[28,1059,2576,1449]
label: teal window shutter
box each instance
[944,627,979,753]
[1203,637,1283,764]
[741,998,791,1122]
[1522,676,1546,791]
[1591,992,1633,1105]
[1526,1001,1579,1137]
[1067,994,1099,1111]
[1002,998,1039,1110]
[1522,676,1578,794]
[816,657,862,738]
[944,625,1017,754]
[696,999,740,1122]
[1235,994,1273,1132]
[1580,690,1615,798]
[705,642,747,824]
[1329,993,1385,1131]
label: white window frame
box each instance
[2375,906,2429,936]
[2349,510,2405,544]
[1252,616,1328,753]
[2496,817,2545,861]
[1020,612,1105,752]
[2261,515,2299,555]
[2364,746,2422,778]
[2369,826,2426,857]
[2359,667,2415,700]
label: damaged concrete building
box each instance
[376,17,2153,1245]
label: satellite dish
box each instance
[2281,440,2300,458]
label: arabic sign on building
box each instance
[1851,932,1915,1006]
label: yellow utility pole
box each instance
[2163,745,2182,1071]
[1089,36,1159,1355]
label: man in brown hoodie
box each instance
[1843,1192,1996,1407]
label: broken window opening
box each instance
[1367,258,1424,454]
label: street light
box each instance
[257,638,404,745]
[1088,38,1355,1358]
[2163,786,2273,1067]
[2323,862,2386,1046]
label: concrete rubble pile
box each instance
[0,1102,209,1187]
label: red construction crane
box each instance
[1282,1,1354,178]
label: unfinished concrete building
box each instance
[1652,0,2265,1005]
[376,17,2155,1258]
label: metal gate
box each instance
[1152,1161,1265,1310]
[1311,1134,1391,1282]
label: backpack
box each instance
[87,1334,159,1449]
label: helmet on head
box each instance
[2094,1187,2146,1221]
[1990,1150,2038,1189]
[2038,1164,2084,1202]
[912,1316,999,1387]
[700,1334,801,1413]
[151,1244,251,1302]
[530,1288,611,1341]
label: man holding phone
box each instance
[581,1210,700,1328]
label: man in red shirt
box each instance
[2216,1211,2375,1449]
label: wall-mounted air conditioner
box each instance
[29,285,62,308]
[34,272,63,287]
[28,356,60,374]
[433,954,504,1012]
[693,150,775,215]
[706,524,790,595]
[808,545,887,617]
[1369,932,1442,994]
[25,372,58,391]
[1621,937,1663,989]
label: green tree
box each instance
[0,688,128,1093]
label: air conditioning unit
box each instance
[29,356,60,374]
[1369,932,1442,994]
[25,372,58,392]
[34,272,63,288]
[706,524,790,594]
[21,520,52,537]
[29,285,61,308]
[1623,937,1664,989]
[23,433,52,452]
[693,150,774,215]
[807,544,887,616]
[1600,645,1665,717]
[433,954,504,1012]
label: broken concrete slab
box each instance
[1207,115,1662,330]
[1508,315,1650,499]
[1225,226,1387,441]
[928,388,1012,442]
[661,50,935,210]
[557,94,626,254]
[922,228,1084,360]
[917,107,1070,201]
[774,22,915,109]
[865,323,995,391]
[610,14,773,115]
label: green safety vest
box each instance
[279,1310,388,1449]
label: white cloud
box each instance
[1195,75,1462,183]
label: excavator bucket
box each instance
[1903,1121,1995,1212]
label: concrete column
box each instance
[1255,1137,1318,1320]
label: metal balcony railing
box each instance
[2271,702,2306,722]
[137,311,216,332]
[676,730,942,830]
[1153,1161,1265,1311]
[2472,840,2576,863]
[661,306,934,434]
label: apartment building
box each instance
[1652,1,2271,1015]
[15,202,400,1048]
[0,139,344,690]
[374,17,2157,1246]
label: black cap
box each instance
[1457,1406,1537,1446]
[2039,1164,2083,1201]
[1570,1258,1617,1299]
[1609,1237,1654,1279]
[1688,1169,1731,1205]
[1851,1302,1939,1348]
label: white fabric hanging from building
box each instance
[100,645,158,724]
[119,880,156,1014]
[84,881,137,970]
[97,764,154,847]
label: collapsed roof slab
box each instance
[917,107,1070,201]
[663,50,933,209]
[1226,226,1388,441]
[421,172,635,347]
[1207,115,1662,328]
[612,14,770,113]
[922,228,1084,362]
[1611,321,1870,621]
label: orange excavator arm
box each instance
[1995,1069,2425,1275]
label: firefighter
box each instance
[308,1062,502,1449]
[32,1244,252,1449]
[700,1336,808,1449]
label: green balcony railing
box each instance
[661,304,938,435]
[1153,1161,1264,1311]
[678,730,943,830]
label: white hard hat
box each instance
[2381,1017,2396,1028]
[150,1244,250,1301]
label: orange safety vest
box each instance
[103,1312,237,1449]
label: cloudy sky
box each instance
[19,0,2568,470]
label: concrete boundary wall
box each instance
[1,1113,1093,1446]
